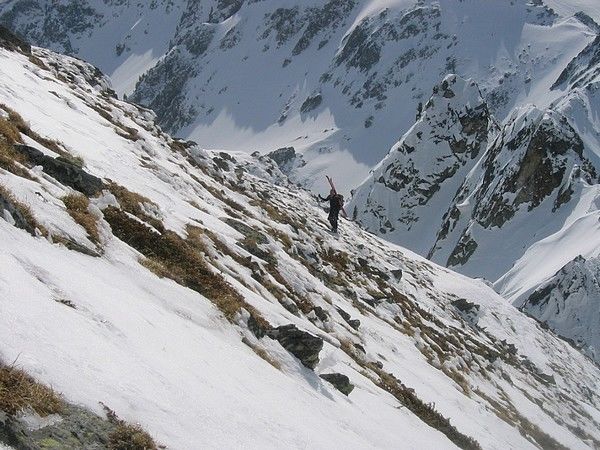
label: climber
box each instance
[318,188,344,233]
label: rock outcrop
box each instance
[15,145,104,196]
[319,373,354,396]
[267,325,323,369]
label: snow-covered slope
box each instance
[0,0,185,96]
[350,73,599,274]
[0,0,596,194]
[519,255,600,363]
[2,36,600,449]
[347,74,497,257]
[349,67,600,357]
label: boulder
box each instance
[15,145,103,196]
[319,373,354,396]
[336,307,361,330]
[267,324,323,369]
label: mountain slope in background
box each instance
[1,35,600,449]
[0,0,597,194]
[519,255,600,363]
[349,68,600,359]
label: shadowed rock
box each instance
[320,373,354,395]
[0,192,36,235]
[267,324,323,369]
[14,145,103,196]
[0,25,30,55]
[336,307,360,330]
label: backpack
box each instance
[334,194,344,209]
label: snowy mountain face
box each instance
[520,255,600,363]
[340,1,600,357]
[2,35,600,449]
[349,66,600,357]
[0,0,594,194]
[350,72,599,269]
[347,75,497,256]
[4,2,600,352]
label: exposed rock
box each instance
[319,373,354,395]
[447,232,478,268]
[311,306,329,323]
[224,218,255,237]
[267,324,323,369]
[391,268,403,280]
[0,191,36,235]
[58,236,101,257]
[14,145,104,196]
[0,24,30,54]
[451,298,480,325]
[291,0,356,56]
[267,147,296,170]
[520,255,600,363]
[300,93,323,114]
[349,74,494,257]
[247,313,268,339]
[336,307,360,330]
[0,404,114,450]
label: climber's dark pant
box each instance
[328,209,340,232]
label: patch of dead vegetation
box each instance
[199,179,251,216]
[108,423,157,450]
[0,114,30,178]
[375,370,481,450]
[62,193,100,244]
[242,337,281,370]
[0,363,64,417]
[101,403,158,450]
[107,182,164,232]
[104,206,268,330]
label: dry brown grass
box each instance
[0,115,22,145]
[0,364,64,417]
[105,206,269,330]
[102,403,157,450]
[0,139,30,178]
[28,54,48,70]
[108,423,157,450]
[242,338,281,370]
[376,370,481,450]
[108,182,164,232]
[200,179,251,215]
[63,193,100,244]
[0,114,30,178]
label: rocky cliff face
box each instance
[520,256,600,363]
[348,75,497,256]
[351,75,600,276]
[0,0,592,193]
